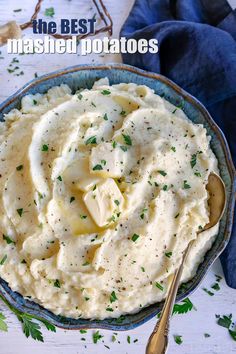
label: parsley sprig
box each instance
[0,312,8,332]
[0,294,56,341]
[173,298,196,315]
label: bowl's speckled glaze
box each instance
[0,64,235,331]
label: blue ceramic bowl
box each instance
[0,64,235,331]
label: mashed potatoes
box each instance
[0,79,218,319]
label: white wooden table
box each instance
[0,1,236,353]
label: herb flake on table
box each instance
[203,287,214,296]
[127,335,131,344]
[173,298,196,315]
[174,335,183,345]
[0,313,8,332]
[44,7,55,17]
[93,330,103,343]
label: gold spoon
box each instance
[146,172,226,354]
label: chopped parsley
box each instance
[155,282,164,291]
[163,185,168,191]
[82,261,90,266]
[3,234,15,245]
[120,145,128,152]
[77,93,83,100]
[173,298,195,315]
[57,176,62,181]
[127,335,131,344]
[103,113,108,120]
[101,159,106,166]
[53,279,61,288]
[80,329,87,334]
[140,208,148,219]
[203,287,214,296]
[110,291,118,303]
[0,255,7,265]
[171,146,176,152]
[157,170,167,176]
[106,307,113,312]
[141,266,145,272]
[165,252,172,258]
[16,164,23,171]
[17,208,24,217]
[120,110,126,116]
[114,200,120,206]
[93,164,103,171]
[85,136,97,145]
[80,215,87,219]
[41,144,49,152]
[211,283,220,291]
[101,90,111,95]
[122,134,132,146]
[194,172,201,177]
[93,330,103,344]
[204,333,211,338]
[183,180,191,189]
[190,151,203,168]
[0,313,8,332]
[70,196,75,203]
[174,335,183,345]
[216,314,232,329]
[112,141,117,148]
[131,233,139,242]
[44,7,55,17]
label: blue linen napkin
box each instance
[120,0,236,288]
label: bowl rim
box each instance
[0,63,235,331]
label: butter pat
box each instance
[83,178,124,227]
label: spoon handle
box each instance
[146,245,190,354]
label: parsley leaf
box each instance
[203,288,214,296]
[174,335,183,345]
[183,180,191,189]
[173,298,195,315]
[16,164,23,171]
[101,90,111,95]
[85,136,97,145]
[131,233,139,242]
[93,330,103,343]
[0,313,8,332]
[165,251,172,258]
[110,291,118,303]
[93,164,103,171]
[20,314,44,342]
[44,7,55,17]
[0,255,7,265]
[70,196,75,203]
[41,144,48,152]
[122,134,132,146]
[127,335,131,344]
[171,146,176,152]
[158,170,167,176]
[120,145,128,152]
[229,329,236,341]
[217,314,232,329]
[103,113,108,120]
[3,234,15,245]
[155,282,164,291]
[53,279,61,288]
